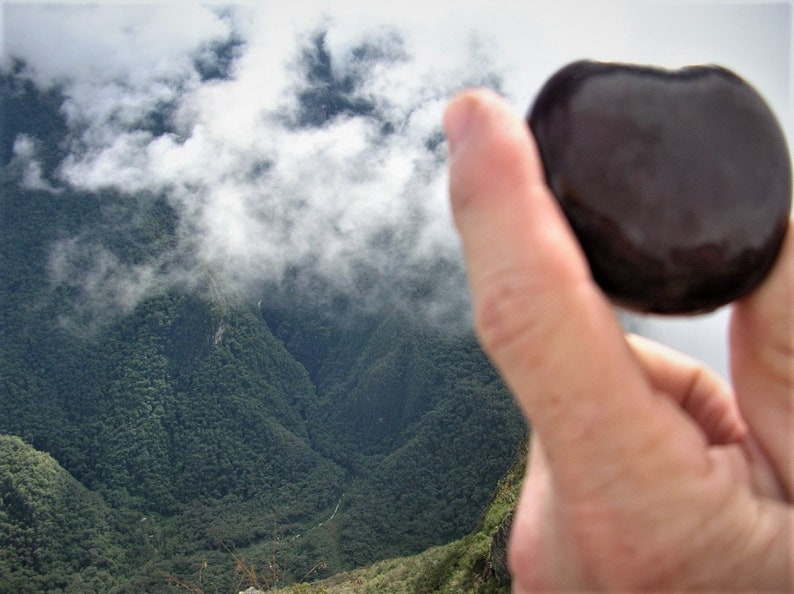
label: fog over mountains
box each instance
[4,2,790,371]
[5,4,501,333]
[1,3,791,591]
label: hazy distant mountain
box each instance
[0,63,524,592]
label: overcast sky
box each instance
[2,0,791,378]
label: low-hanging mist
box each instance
[3,2,789,371]
[2,4,790,589]
[3,5,514,332]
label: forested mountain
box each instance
[1,68,525,592]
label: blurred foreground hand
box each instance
[444,88,793,592]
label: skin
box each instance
[443,88,793,592]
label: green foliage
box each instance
[0,69,526,592]
[0,70,68,170]
[0,435,123,593]
[280,438,528,594]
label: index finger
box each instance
[444,89,712,495]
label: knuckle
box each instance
[473,270,543,363]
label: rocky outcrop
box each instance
[488,508,514,586]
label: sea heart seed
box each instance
[528,60,792,314]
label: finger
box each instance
[626,333,747,445]
[730,218,794,498]
[509,437,557,592]
[444,89,712,497]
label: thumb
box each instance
[730,219,794,498]
[444,89,712,497]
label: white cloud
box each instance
[7,135,63,193]
[3,4,230,88]
[47,235,178,335]
[4,5,479,321]
[3,1,790,348]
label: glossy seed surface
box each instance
[528,60,791,314]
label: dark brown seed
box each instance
[528,60,791,314]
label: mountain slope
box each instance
[0,435,123,593]
[277,438,528,594]
[0,68,526,591]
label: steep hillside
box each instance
[0,435,123,593]
[0,69,526,591]
[277,438,528,594]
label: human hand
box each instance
[444,88,793,591]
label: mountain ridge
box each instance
[1,67,525,591]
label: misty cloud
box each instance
[3,4,231,89]
[48,236,162,331]
[3,5,503,330]
[7,134,62,193]
[3,2,789,369]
